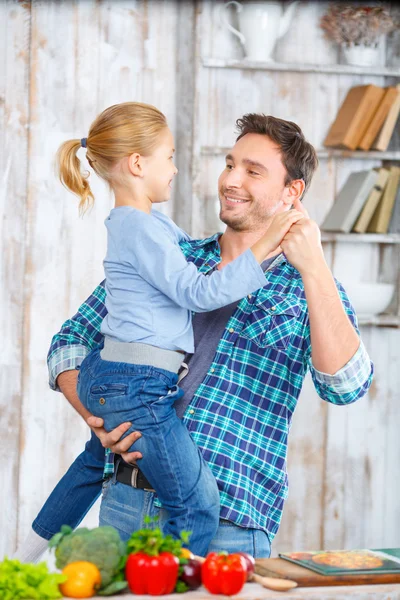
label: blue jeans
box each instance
[100,477,271,557]
[76,347,220,556]
[32,430,104,540]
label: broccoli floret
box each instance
[49,525,127,593]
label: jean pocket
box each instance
[90,383,128,398]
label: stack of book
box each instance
[321,166,400,234]
[324,84,400,151]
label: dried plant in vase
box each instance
[320,3,397,66]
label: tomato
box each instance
[202,552,247,595]
[125,551,180,595]
[59,561,101,598]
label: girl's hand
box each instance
[264,210,305,254]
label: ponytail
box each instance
[56,139,95,215]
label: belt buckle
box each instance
[130,466,139,488]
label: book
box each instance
[388,184,400,234]
[279,548,400,576]
[367,166,400,233]
[372,84,400,151]
[324,85,385,150]
[352,168,390,233]
[321,169,378,233]
[358,86,400,151]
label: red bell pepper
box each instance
[202,552,247,595]
[125,551,180,595]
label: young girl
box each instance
[16,102,303,558]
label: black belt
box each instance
[115,461,155,492]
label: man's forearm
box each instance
[302,259,360,375]
[57,370,92,421]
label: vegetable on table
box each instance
[49,525,127,596]
[236,551,255,580]
[179,558,202,591]
[59,561,101,598]
[201,552,247,595]
[125,518,190,595]
[0,557,66,600]
[126,552,179,595]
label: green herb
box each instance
[0,557,66,600]
[126,516,191,557]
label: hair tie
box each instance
[80,137,87,148]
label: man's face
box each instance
[218,133,291,231]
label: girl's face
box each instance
[142,127,178,204]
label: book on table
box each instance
[358,86,400,151]
[367,166,400,233]
[352,168,390,233]
[324,85,385,150]
[371,83,400,151]
[321,169,378,233]
[279,548,400,576]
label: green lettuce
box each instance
[0,557,66,600]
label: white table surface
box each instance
[84,581,400,600]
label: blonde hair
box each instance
[56,102,168,214]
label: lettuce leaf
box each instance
[0,557,66,599]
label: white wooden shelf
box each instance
[201,146,400,161]
[321,232,400,244]
[203,57,400,77]
[358,314,400,327]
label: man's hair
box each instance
[235,114,318,196]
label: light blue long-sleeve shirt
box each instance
[101,206,267,353]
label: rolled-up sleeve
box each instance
[309,340,374,405]
[47,282,107,391]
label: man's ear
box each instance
[283,179,305,206]
[127,153,144,177]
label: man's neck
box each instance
[218,227,281,269]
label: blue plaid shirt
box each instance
[47,234,373,541]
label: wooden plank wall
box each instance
[1,0,399,559]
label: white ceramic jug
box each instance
[220,1,298,62]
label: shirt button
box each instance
[247,294,252,299]
[271,306,276,311]
[189,409,195,415]
[229,327,234,333]
[210,368,215,373]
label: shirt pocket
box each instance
[240,295,300,350]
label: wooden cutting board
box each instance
[255,558,400,587]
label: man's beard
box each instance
[219,194,283,232]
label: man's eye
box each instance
[226,164,233,170]
[248,170,259,176]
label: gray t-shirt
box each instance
[175,256,277,418]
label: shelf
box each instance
[358,314,400,327]
[321,232,400,244]
[201,146,400,161]
[203,57,400,77]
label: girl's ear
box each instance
[127,153,144,177]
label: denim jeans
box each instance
[100,477,271,558]
[32,430,104,540]
[76,347,220,555]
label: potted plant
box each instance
[320,3,396,67]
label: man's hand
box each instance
[280,198,326,276]
[86,415,143,464]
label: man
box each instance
[20,114,373,561]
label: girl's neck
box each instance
[113,184,152,214]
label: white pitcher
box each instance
[220,0,299,62]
